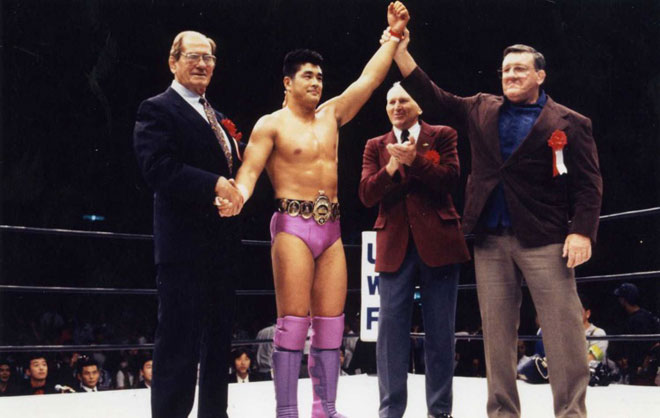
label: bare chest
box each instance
[274,118,338,163]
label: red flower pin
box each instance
[424,150,441,165]
[547,130,567,177]
[221,118,243,142]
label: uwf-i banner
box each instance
[360,231,380,342]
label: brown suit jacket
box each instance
[359,121,470,272]
[401,67,603,247]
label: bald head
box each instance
[386,83,422,130]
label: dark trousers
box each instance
[474,234,589,418]
[377,242,459,418]
[152,261,236,418]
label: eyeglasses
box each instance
[497,65,532,79]
[181,53,217,65]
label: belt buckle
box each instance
[312,191,331,225]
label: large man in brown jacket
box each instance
[388,32,603,418]
[360,83,470,418]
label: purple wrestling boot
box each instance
[273,316,310,418]
[308,315,347,418]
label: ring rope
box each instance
[1,271,658,296]
[2,334,659,353]
[1,206,657,244]
[1,207,657,353]
[0,225,361,248]
[0,285,362,296]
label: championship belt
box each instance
[276,191,340,225]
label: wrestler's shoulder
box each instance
[253,109,286,133]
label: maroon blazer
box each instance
[359,121,471,273]
[401,67,603,247]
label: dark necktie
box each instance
[401,129,410,143]
[199,97,233,173]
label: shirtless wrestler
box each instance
[221,4,410,417]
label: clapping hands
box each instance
[214,176,244,217]
[387,135,417,164]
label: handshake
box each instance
[213,176,244,217]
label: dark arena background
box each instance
[1,0,659,405]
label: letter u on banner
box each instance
[360,231,380,342]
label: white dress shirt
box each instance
[170,79,232,151]
[392,122,421,144]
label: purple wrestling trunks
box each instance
[270,212,342,259]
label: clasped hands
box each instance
[214,176,243,217]
[386,135,416,176]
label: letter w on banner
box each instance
[360,231,380,342]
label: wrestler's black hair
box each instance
[502,44,546,71]
[283,49,324,78]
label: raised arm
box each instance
[233,114,276,205]
[382,28,472,128]
[319,2,410,127]
[391,28,417,77]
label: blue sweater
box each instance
[483,90,547,229]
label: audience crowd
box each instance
[1,284,658,397]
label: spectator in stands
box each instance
[76,357,102,392]
[519,295,609,383]
[454,320,485,378]
[136,354,153,389]
[339,346,349,376]
[580,294,608,369]
[345,340,377,375]
[342,317,357,372]
[615,282,660,385]
[53,352,80,389]
[115,349,139,389]
[0,357,20,396]
[255,323,276,380]
[516,340,531,371]
[229,348,260,383]
[20,353,57,395]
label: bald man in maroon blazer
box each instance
[390,32,602,418]
[360,82,469,418]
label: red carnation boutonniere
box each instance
[424,150,441,165]
[220,118,243,142]
[221,118,243,161]
[547,130,567,177]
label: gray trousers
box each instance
[377,242,459,418]
[474,233,589,418]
